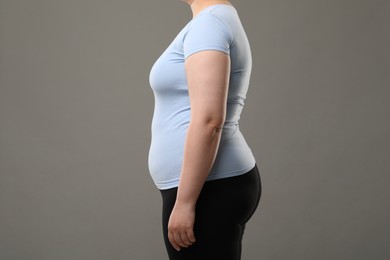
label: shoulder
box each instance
[185,11,233,40]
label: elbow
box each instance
[208,117,225,130]
[191,115,225,132]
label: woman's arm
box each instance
[167,50,230,251]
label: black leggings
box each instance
[160,164,262,260]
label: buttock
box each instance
[194,165,262,227]
[160,165,262,259]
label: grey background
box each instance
[1,0,389,259]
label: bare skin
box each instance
[183,0,233,18]
[167,0,232,251]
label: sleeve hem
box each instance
[184,46,230,60]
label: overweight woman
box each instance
[148,0,262,259]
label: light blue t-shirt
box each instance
[148,4,256,190]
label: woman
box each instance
[148,0,261,259]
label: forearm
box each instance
[175,121,223,207]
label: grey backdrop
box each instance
[1,0,389,259]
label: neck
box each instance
[187,0,231,18]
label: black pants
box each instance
[160,164,262,260]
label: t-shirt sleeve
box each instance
[183,13,232,59]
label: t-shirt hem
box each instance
[155,161,257,190]
[206,161,257,182]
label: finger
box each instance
[187,229,196,243]
[168,231,181,251]
[179,232,192,246]
[174,232,187,248]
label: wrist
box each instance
[175,198,197,209]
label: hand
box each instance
[167,202,197,251]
